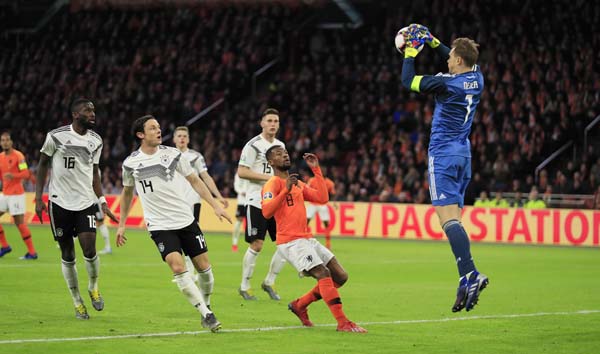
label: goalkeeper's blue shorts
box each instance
[427,155,471,208]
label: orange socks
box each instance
[17,224,36,254]
[0,225,8,248]
[317,277,348,325]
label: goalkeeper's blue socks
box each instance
[443,220,476,277]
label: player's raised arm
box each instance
[261,176,290,219]
[301,154,328,204]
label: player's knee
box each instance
[61,249,76,262]
[335,272,349,287]
[171,264,187,274]
[310,265,330,279]
[250,240,263,252]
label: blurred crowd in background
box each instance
[1,0,599,208]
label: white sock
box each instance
[198,266,214,307]
[61,260,83,306]
[241,248,258,291]
[84,255,100,292]
[184,256,198,281]
[232,220,241,246]
[98,224,110,250]
[264,249,286,286]
[174,271,210,317]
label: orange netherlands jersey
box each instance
[0,149,29,195]
[308,176,335,205]
[262,167,328,245]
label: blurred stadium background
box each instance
[1,0,599,352]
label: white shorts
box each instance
[277,238,335,276]
[0,194,26,216]
[306,204,330,221]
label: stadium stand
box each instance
[0,0,598,208]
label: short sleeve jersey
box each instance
[238,134,285,209]
[180,148,208,205]
[40,125,102,211]
[122,145,195,231]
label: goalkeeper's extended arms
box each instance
[401,58,448,94]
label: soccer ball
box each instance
[395,26,424,54]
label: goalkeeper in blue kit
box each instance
[400,24,489,312]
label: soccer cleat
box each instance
[288,299,313,327]
[337,320,367,333]
[75,304,90,319]
[261,282,281,301]
[465,271,489,312]
[451,276,468,313]
[201,313,222,333]
[238,288,257,300]
[88,290,104,311]
[0,246,12,257]
[231,244,238,252]
[19,252,38,260]
[98,248,112,255]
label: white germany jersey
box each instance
[238,134,284,209]
[40,125,102,211]
[234,173,248,205]
[180,148,208,206]
[122,145,195,231]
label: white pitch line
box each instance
[1,309,599,345]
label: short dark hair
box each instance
[452,38,479,67]
[71,98,92,113]
[1,131,11,139]
[261,108,279,119]
[132,115,156,141]
[265,145,283,162]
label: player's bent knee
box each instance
[309,264,330,279]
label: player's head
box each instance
[71,98,96,129]
[266,145,291,171]
[132,115,161,147]
[260,108,280,138]
[0,131,13,152]
[173,126,190,150]
[448,38,479,74]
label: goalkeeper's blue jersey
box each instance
[421,66,484,158]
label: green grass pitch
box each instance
[0,224,599,354]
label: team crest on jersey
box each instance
[160,155,170,166]
[158,242,165,252]
[55,228,63,237]
[263,192,273,200]
[87,141,95,151]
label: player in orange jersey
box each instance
[261,147,366,333]
[306,167,335,249]
[0,132,38,259]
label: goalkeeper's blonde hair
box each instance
[452,38,479,67]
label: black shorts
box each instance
[236,204,247,218]
[49,202,97,241]
[193,203,201,223]
[150,222,208,261]
[245,205,276,243]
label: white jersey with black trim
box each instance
[40,124,102,211]
[234,173,248,205]
[122,145,195,231]
[238,134,284,209]
[180,148,208,206]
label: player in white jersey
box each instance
[232,173,248,252]
[173,126,229,282]
[237,108,287,301]
[35,98,118,320]
[116,115,232,333]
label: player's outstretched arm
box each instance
[34,153,51,223]
[200,170,229,208]
[237,165,271,183]
[302,154,328,204]
[187,173,232,224]
[116,185,134,247]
